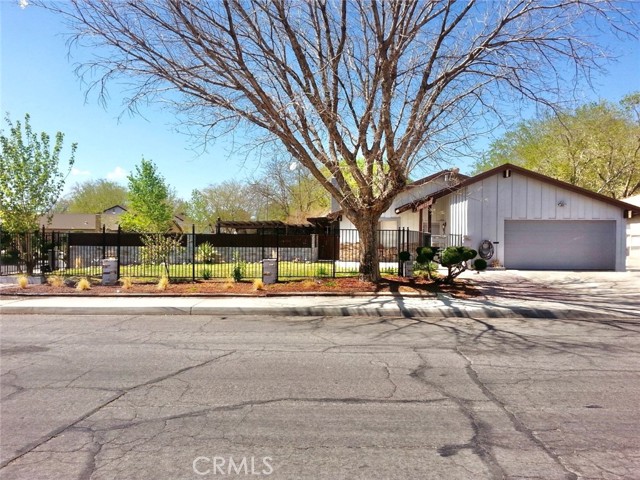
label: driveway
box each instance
[460,270,640,318]
[1,313,639,479]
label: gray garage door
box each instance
[504,220,616,270]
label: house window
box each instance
[424,221,445,235]
[379,219,398,231]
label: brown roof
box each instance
[39,214,101,231]
[217,220,313,229]
[325,168,465,218]
[407,168,469,187]
[395,169,468,214]
[395,163,640,217]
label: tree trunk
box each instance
[17,234,37,276]
[352,211,382,283]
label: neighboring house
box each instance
[38,205,186,234]
[100,205,185,233]
[101,205,127,232]
[623,194,640,270]
[331,164,639,271]
[38,214,101,232]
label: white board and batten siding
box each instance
[447,171,627,271]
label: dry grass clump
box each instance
[76,278,91,291]
[223,278,234,290]
[253,279,265,291]
[301,279,317,289]
[47,275,65,288]
[157,276,170,291]
[17,275,29,289]
[120,277,133,290]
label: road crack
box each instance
[0,350,236,471]
[455,346,580,480]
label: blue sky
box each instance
[1,1,639,199]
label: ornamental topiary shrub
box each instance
[398,250,411,262]
[415,246,439,280]
[472,258,488,271]
[413,245,480,283]
[416,246,437,263]
[438,246,478,284]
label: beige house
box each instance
[39,205,185,233]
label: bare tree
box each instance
[186,180,260,231]
[47,0,637,280]
[250,156,329,223]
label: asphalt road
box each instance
[1,314,639,480]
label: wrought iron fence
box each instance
[429,234,464,249]
[1,226,432,280]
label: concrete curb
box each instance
[1,295,636,319]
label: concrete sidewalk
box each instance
[1,291,637,319]
[2,270,638,319]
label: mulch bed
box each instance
[0,276,481,298]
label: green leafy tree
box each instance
[185,189,211,233]
[119,158,173,233]
[0,114,77,275]
[53,0,636,280]
[0,113,76,233]
[474,94,640,199]
[119,158,179,278]
[185,181,258,232]
[57,179,128,213]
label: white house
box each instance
[332,164,640,271]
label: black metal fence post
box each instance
[49,231,55,272]
[192,224,196,282]
[41,225,46,274]
[102,225,106,260]
[275,228,279,280]
[116,225,121,280]
[403,227,408,254]
[332,225,337,278]
[396,228,401,274]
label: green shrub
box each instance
[414,247,439,280]
[414,260,439,280]
[201,268,212,280]
[398,250,411,262]
[231,250,245,282]
[139,233,184,278]
[439,246,476,267]
[472,258,488,271]
[196,242,218,264]
[316,265,328,277]
[438,246,478,284]
[416,246,437,264]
